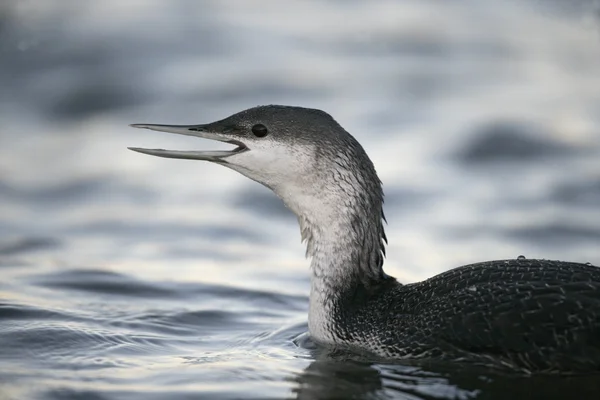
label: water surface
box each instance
[1,1,600,398]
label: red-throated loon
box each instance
[129,105,600,374]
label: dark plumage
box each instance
[333,258,600,373]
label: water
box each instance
[1,1,600,398]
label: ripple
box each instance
[0,176,156,206]
[29,268,306,313]
[64,220,268,244]
[458,121,579,165]
[0,303,72,322]
[0,321,172,369]
[506,222,600,244]
[43,389,114,400]
[0,236,60,256]
[551,178,600,207]
[109,309,251,337]
[30,269,178,299]
[183,282,307,311]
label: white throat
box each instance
[275,170,387,343]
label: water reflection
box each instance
[293,359,385,400]
[292,350,600,400]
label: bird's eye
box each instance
[251,124,268,137]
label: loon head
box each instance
[130,105,386,276]
[129,105,383,224]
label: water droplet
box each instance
[467,286,477,292]
[517,255,526,260]
[585,262,593,266]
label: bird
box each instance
[129,105,600,374]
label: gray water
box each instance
[1,1,600,399]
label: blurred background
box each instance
[1,1,600,399]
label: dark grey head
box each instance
[130,105,355,162]
[130,105,379,196]
[130,105,386,275]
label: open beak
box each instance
[128,124,248,161]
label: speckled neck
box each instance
[304,212,389,342]
[286,148,389,343]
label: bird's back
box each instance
[341,259,600,373]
